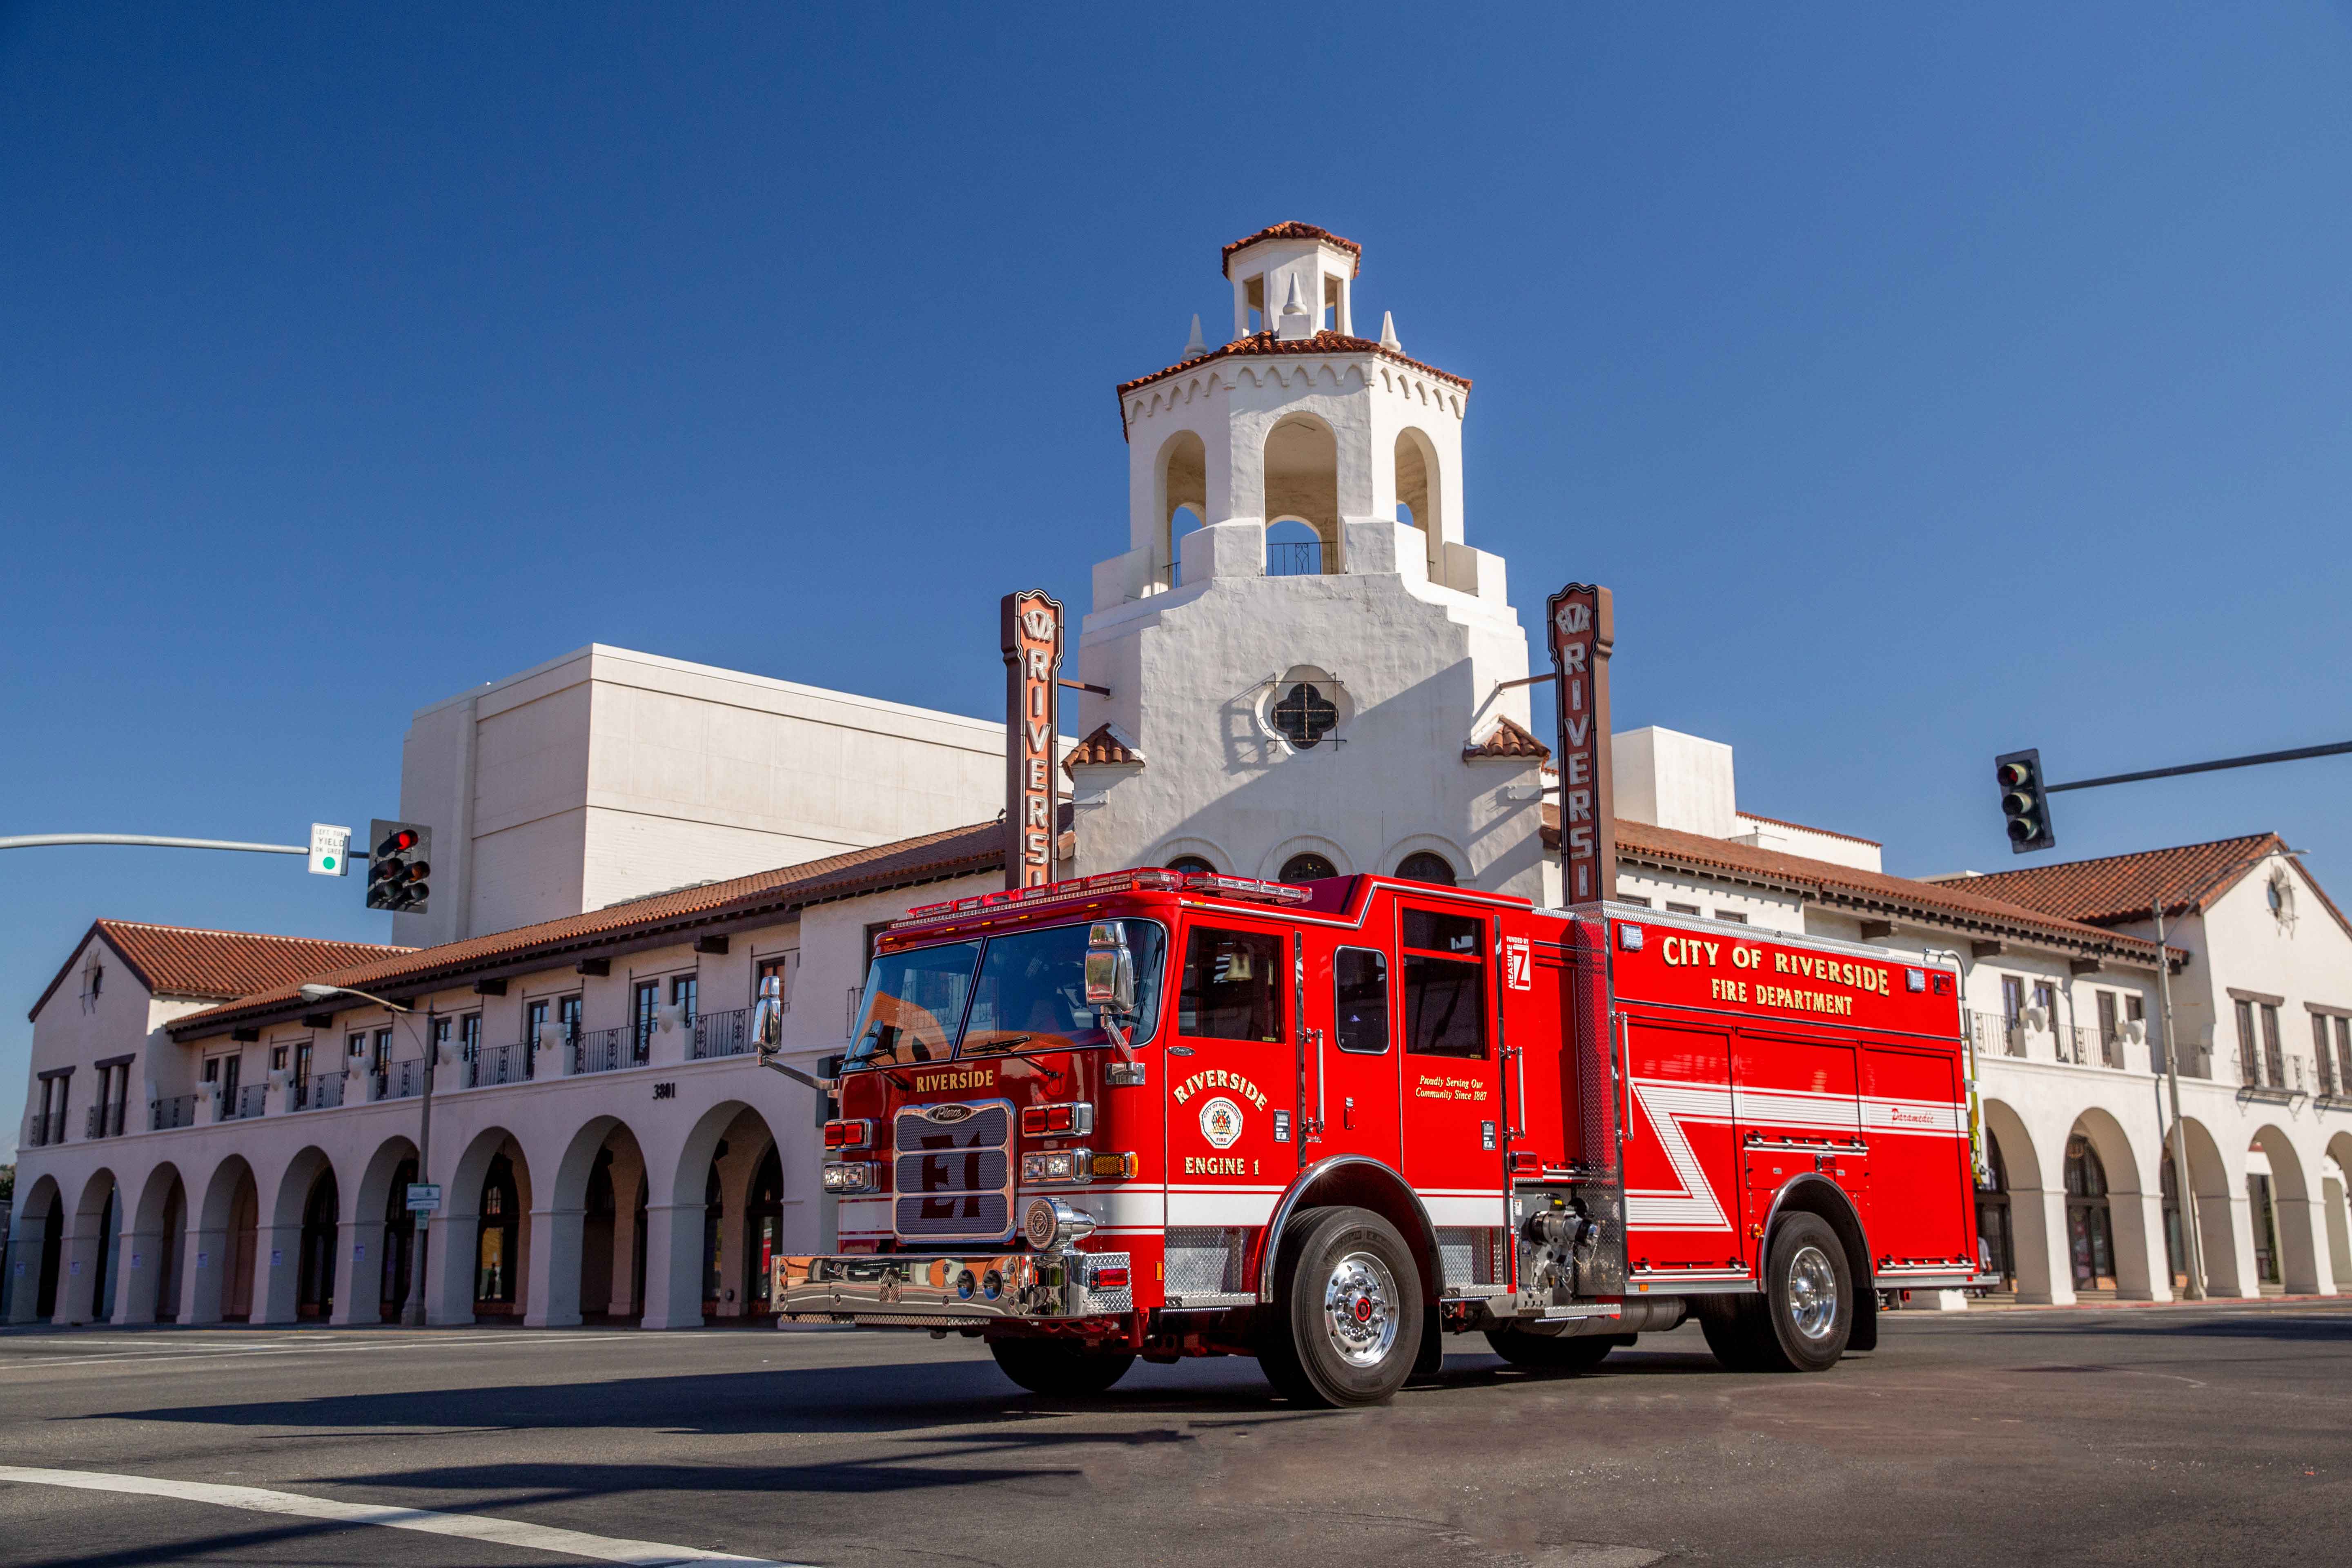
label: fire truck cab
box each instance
[772,867,1982,1406]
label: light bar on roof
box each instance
[900,868,1311,924]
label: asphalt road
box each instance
[0,1301,2345,1568]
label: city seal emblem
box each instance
[1199,1096,1243,1149]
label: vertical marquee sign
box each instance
[1546,581,1616,905]
[1002,590,1065,889]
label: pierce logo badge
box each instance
[922,1103,976,1123]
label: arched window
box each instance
[746,1146,784,1316]
[1395,851,1456,886]
[1281,852,1338,884]
[1975,1136,2013,1290]
[1263,416,1338,568]
[476,1155,519,1309]
[1165,855,1216,875]
[2063,1134,2115,1290]
[1270,681,1339,749]
[297,1171,339,1319]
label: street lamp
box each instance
[2146,844,2306,1304]
[299,982,437,1327]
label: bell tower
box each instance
[1068,224,1550,898]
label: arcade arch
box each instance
[6,1173,65,1323]
[2248,1124,2321,1294]
[62,1168,121,1325]
[353,1135,420,1324]
[2065,1109,2152,1299]
[194,1156,260,1325]
[432,1127,532,1325]
[2324,1134,2352,1289]
[125,1163,187,1325]
[1977,1100,2051,1303]
[534,1114,650,1329]
[653,1100,784,1329]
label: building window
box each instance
[2318,1015,2338,1097]
[557,994,584,1041]
[1394,851,1456,886]
[1334,948,1390,1055]
[2336,1017,2352,1098]
[1270,682,1339,748]
[2248,1173,2280,1283]
[1665,902,1700,917]
[348,1031,367,1058]
[376,1028,395,1070]
[203,1058,221,1083]
[2235,998,2259,1085]
[2064,1134,2116,1290]
[1715,911,1748,924]
[1280,851,1338,884]
[1176,927,1285,1042]
[1401,908,1486,1060]
[755,955,794,1013]
[633,980,660,1060]
[1617,895,1651,908]
[2261,1003,2285,1087]
[671,974,699,1024]
[1165,855,1216,875]
[270,1046,288,1072]
[459,1014,482,1063]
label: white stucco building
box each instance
[8,221,2348,1330]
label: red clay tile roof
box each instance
[1736,812,1882,850]
[1464,717,1551,762]
[1222,222,1362,277]
[167,820,1012,1042]
[1953,833,2350,941]
[1117,329,1469,438]
[1063,723,1144,775]
[30,920,410,1022]
[1540,811,2169,962]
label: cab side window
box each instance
[1335,947,1389,1054]
[1178,927,1285,1042]
[1402,908,1486,1059]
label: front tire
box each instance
[989,1337,1135,1396]
[1483,1327,1621,1372]
[1258,1206,1425,1407]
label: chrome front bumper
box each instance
[774,1250,1135,1325]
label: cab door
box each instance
[1163,920,1295,1235]
[1304,931,1402,1172]
[1394,904,1507,1216]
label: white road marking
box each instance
[0,1465,804,1566]
[0,1333,637,1371]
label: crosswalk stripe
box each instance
[0,1465,804,1566]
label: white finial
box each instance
[1276,273,1314,342]
[1183,313,1206,359]
[1379,310,1401,352]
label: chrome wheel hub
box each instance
[1322,1251,1399,1367]
[1786,1245,1838,1340]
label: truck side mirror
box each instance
[1085,922,1136,1015]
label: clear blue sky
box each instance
[6,4,2351,1152]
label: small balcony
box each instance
[691,1007,755,1061]
[149,1094,198,1131]
[573,1025,640,1076]
[372,1059,427,1102]
[292,1071,347,1111]
[83,1101,127,1140]
[466,1042,534,1089]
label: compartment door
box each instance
[1733,1030,1866,1244]
[1621,1018,1740,1271]
[1861,1042,1973,1270]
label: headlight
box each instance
[1021,1147,1092,1185]
[822,1161,876,1194]
[1022,1196,1097,1252]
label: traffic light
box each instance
[365,820,432,912]
[1995,750,2056,854]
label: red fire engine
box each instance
[771,867,1983,1406]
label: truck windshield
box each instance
[846,921,1166,1067]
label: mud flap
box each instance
[1848,1285,1879,1353]
[1411,1313,1445,1379]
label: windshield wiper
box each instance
[958,1033,1032,1058]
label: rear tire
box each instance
[1482,1327,1619,1372]
[1704,1213,1852,1373]
[1257,1206,1424,1407]
[989,1338,1135,1396]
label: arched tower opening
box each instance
[1395,428,1443,580]
[1157,430,1206,588]
[1264,414,1338,571]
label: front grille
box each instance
[893,1101,1013,1243]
